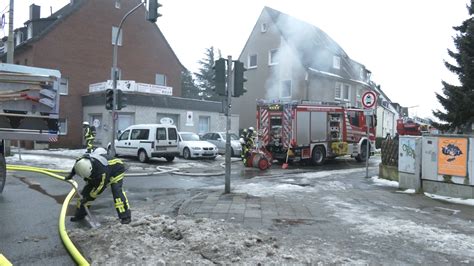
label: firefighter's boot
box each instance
[70,206,87,222]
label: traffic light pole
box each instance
[224,55,233,193]
[110,1,144,155]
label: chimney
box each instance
[29,4,40,21]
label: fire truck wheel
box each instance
[356,143,369,162]
[312,146,326,166]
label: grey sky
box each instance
[5,0,470,119]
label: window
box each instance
[168,127,177,141]
[356,89,362,108]
[261,23,267,33]
[268,49,278,66]
[59,77,69,95]
[333,55,340,69]
[156,128,166,140]
[155,74,166,86]
[248,54,257,68]
[118,130,130,141]
[335,82,342,100]
[130,129,149,140]
[112,26,123,46]
[281,80,292,98]
[343,84,351,101]
[58,118,67,135]
[15,32,22,46]
[198,116,210,133]
[347,111,360,127]
[27,24,33,40]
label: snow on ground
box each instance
[69,208,358,265]
[370,175,399,188]
[6,154,76,170]
[425,193,474,207]
[323,196,474,260]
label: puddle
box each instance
[14,175,68,204]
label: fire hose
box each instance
[6,164,90,266]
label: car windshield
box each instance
[180,133,200,141]
[222,133,239,140]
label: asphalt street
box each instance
[2,154,474,264]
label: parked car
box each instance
[108,124,179,163]
[201,132,242,157]
[178,132,218,159]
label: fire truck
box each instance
[0,63,61,193]
[256,100,376,165]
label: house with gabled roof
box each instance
[233,6,380,131]
[0,0,188,148]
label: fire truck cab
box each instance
[256,100,376,165]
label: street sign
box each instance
[362,91,377,109]
[364,109,373,115]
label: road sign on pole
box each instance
[362,91,377,109]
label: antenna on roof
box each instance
[50,6,52,16]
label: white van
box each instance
[108,124,179,163]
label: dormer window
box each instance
[333,56,340,69]
[15,32,22,46]
[261,23,267,33]
[27,24,33,40]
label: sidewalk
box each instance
[178,190,320,229]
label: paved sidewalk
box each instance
[179,190,316,229]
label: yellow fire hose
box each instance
[6,164,90,266]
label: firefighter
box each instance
[83,121,96,153]
[65,152,131,224]
[242,127,257,166]
[240,128,248,164]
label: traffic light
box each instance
[146,0,162,23]
[117,89,127,110]
[233,61,247,97]
[213,58,226,96]
[105,89,114,110]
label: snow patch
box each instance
[370,175,399,188]
[424,193,474,207]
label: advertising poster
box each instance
[437,137,467,177]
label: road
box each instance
[1,154,474,264]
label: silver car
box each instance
[201,132,242,157]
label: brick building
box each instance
[1,0,185,148]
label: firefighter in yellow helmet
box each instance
[65,151,131,224]
[83,121,96,153]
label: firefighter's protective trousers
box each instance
[74,156,131,220]
[84,126,95,153]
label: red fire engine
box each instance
[256,100,376,165]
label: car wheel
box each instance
[138,150,149,163]
[230,147,235,157]
[165,156,175,162]
[312,145,326,166]
[183,148,191,160]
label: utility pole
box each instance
[7,0,14,64]
[224,55,233,193]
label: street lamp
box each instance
[110,0,160,155]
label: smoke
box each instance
[263,8,350,101]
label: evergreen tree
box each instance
[181,69,200,99]
[194,47,222,101]
[433,1,474,133]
